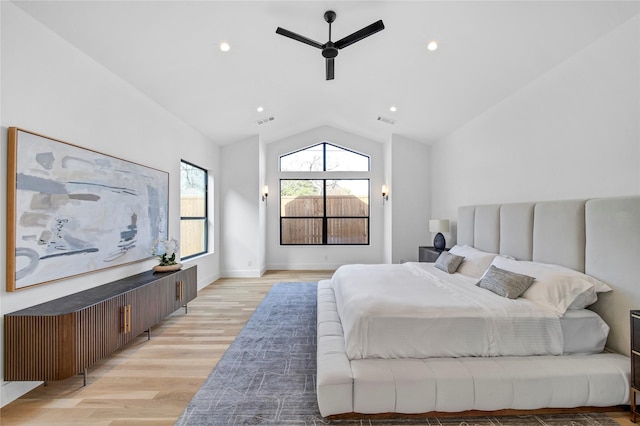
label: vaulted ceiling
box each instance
[11,1,639,145]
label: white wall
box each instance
[1,3,220,406]
[382,137,393,264]
[389,135,431,263]
[265,126,385,269]
[258,137,267,274]
[220,135,263,276]
[430,15,640,243]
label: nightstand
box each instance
[631,310,640,422]
[418,246,446,262]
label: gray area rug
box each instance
[175,282,621,425]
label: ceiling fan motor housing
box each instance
[322,42,339,58]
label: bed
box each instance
[316,196,640,417]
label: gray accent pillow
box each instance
[434,251,465,274]
[476,265,535,299]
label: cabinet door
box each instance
[178,267,198,307]
[632,312,640,388]
[130,284,158,337]
[154,273,182,319]
[85,293,132,356]
[4,313,78,381]
[157,267,197,316]
[117,292,136,346]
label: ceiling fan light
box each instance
[220,41,231,52]
[427,40,438,51]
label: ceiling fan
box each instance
[276,10,384,80]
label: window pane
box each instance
[326,180,369,217]
[327,218,369,244]
[280,180,323,217]
[325,144,369,171]
[280,142,369,172]
[180,162,206,216]
[281,218,323,244]
[180,219,206,257]
[180,160,208,260]
[280,144,323,172]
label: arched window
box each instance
[279,143,370,245]
[280,142,369,172]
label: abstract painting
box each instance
[6,127,169,291]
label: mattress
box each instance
[561,309,609,354]
[331,262,607,359]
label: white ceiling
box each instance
[11,1,639,145]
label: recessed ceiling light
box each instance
[389,106,397,112]
[257,106,264,112]
[427,41,438,51]
[220,41,231,52]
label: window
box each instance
[280,142,369,172]
[279,143,370,245]
[180,160,208,259]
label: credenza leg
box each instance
[83,369,87,386]
[184,304,188,314]
[146,328,151,340]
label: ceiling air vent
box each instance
[257,116,275,125]
[377,116,395,125]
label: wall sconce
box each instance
[382,185,389,202]
[262,185,269,202]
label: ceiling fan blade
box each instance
[326,58,335,80]
[276,27,324,49]
[334,20,384,50]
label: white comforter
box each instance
[331,262,564,360]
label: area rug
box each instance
[175,282,621,425]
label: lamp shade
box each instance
[429,219,450,233]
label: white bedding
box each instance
[331,262,569,359]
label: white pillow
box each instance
[448,245,498,278]
[538,262,612,293]
[489,256,606,314]
[490,256,611,292]
[522,272,597,314]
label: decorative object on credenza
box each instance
[429,219,450,251]
[151,238,182,272]
[6,127,169,291]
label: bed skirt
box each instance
[317,280,630,417]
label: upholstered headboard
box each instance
[458,196,640,356]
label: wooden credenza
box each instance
[4,265,196,383]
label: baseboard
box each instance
[267,263,339,271]
[1,381,41,408]
[198,271,220,290]
[222,268,264,278]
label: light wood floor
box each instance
[0,270,634,425]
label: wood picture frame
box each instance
[6,127,169,291]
